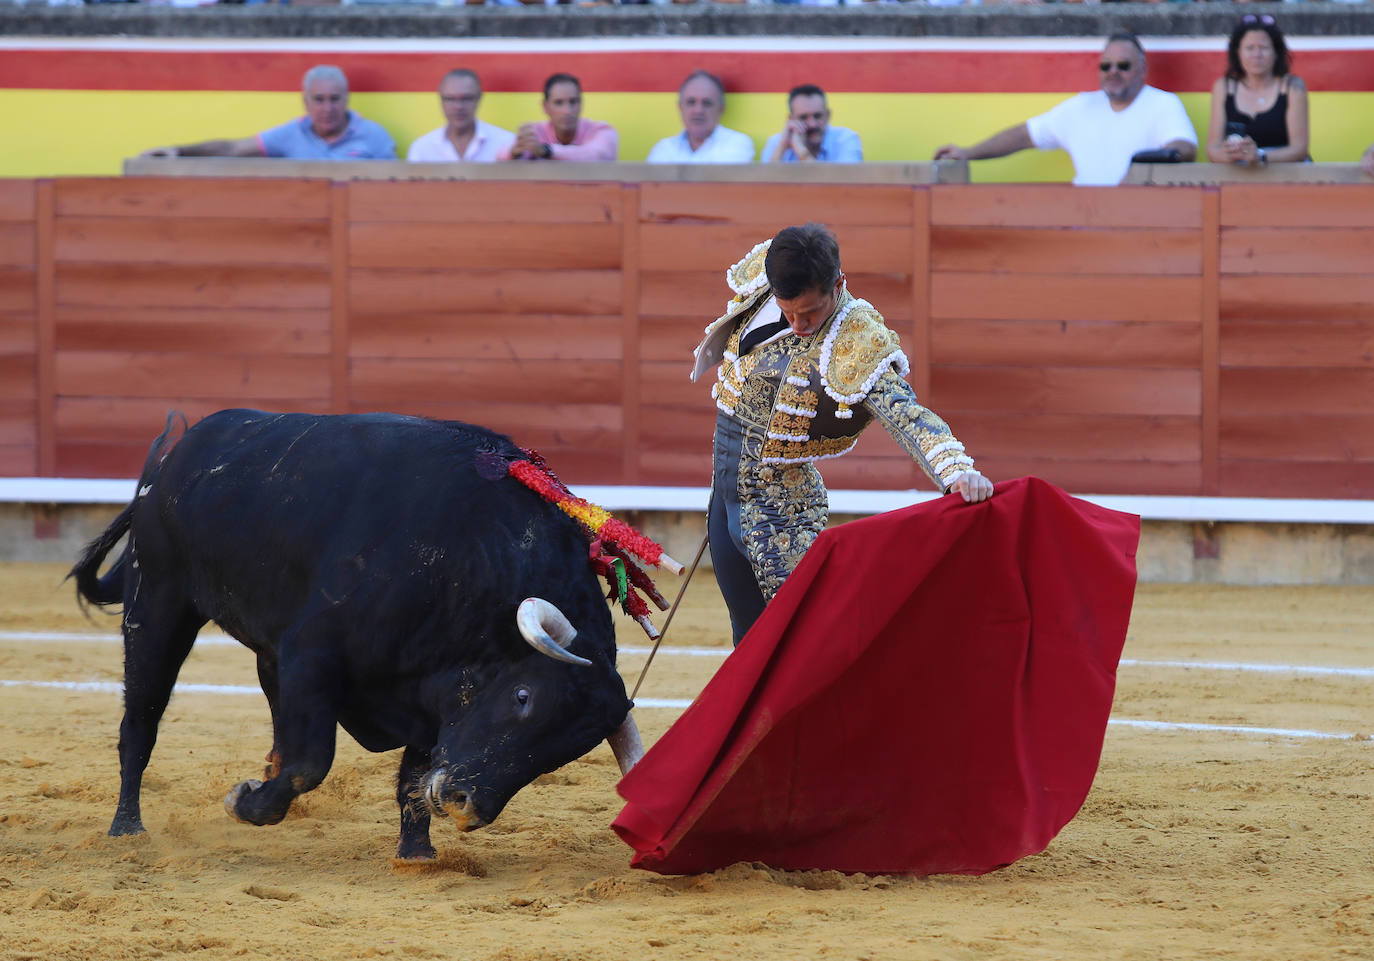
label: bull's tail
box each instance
[68,412,186,610]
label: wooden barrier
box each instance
[3,175,1373,499]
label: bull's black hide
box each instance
[72,409,635,861]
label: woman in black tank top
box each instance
[1206,15,1309,165]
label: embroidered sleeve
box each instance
[863,370,976,491]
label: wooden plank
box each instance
[0,180,35,222]
[1220,368,1374,416]
[1201,189,1220,495]
[0,266,36,312]
[56,440,161,478]
[350,312,622,361]
[55,218,330,266]
[1220,319,1374,369]
[330,182,348,415]
[0,313,36,354]
[348,181,623,225]
[930,227,1201,275]
[931,185,1202,229]
[635,448,714,487]
[0,399,37,446]
[909,188,931,401]
[971,456,1202,495]
[1219,274,1374,322]
[57,263,331,310]
[634,405,718,452]
[54,178,332,220]
[55,306,330,355]
[36,181,54,476]
[349,268,621,316]
[931,273,1202,323]
[1220,413,1374,462]
[620,183,641,485]
[349,358,622,407]
[349,221,623,271]
[55,397,332,443]
[947,412,1200,463]
[638,224,913,274]
[0,223,35,267]
[54,352,332,400]
[931,319,1200,368]
[811,456,924,491]
[639,360,733,409]
[930,366,1201,417]
[1220,185,1374,228]
[0,353,35,399]
[638,270,724,321]
[389,401,624,453]
[0,445,37,475]
[640,315,716,364]
[392,400,623,441]
[1220,227,1374,276]
[1219,459,1374,499]
[640,183,915,227]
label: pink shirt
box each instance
[498,119,619,162]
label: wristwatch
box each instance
[541,143,553,160]
[1256,148,1268,165]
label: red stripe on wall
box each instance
[5,48,1374,94]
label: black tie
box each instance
[739,319,789,355]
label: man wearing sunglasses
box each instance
[934,34,1196,186]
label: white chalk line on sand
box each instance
[1,678,1369,743]
[6,631,1373,680]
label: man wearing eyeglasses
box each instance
[934,34,1196,186]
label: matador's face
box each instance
[774,274,844,338]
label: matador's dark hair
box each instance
[765,223,842,300]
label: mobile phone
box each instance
[1225,121,1247,140]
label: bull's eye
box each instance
[515,687,531,706]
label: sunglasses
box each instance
[1241,14,1275,26]
[1099,60,1135,73]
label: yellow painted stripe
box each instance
[4,90,1371,179]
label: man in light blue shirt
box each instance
[142,65,396,161]
[761,85,863,164]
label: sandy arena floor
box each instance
[0,560,1371,961]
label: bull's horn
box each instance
[607,713,645,776]
[516,598,592,667]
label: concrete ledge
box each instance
[5,5,1374,41]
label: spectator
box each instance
[761,84,863,164]
[1362,144,1374,178]
[497,73,619,162]
[140,65,395,160]
[934,35,1196,186]
[408,69,516,163]
[1206,15,1308,166]
[646,70,754,164]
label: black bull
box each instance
[71,410,645,861]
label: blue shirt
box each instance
[258,112,397,160]
[761,125,864,164]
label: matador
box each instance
[691,224,993,644]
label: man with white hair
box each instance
[141,65,396,160]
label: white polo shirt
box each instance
[1025,86,1197,186]
[646,125,756,164]
[407,120,517,163]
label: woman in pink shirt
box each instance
[500,73,619,163]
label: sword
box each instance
[630,527,710,702]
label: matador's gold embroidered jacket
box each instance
[690,241,977,493]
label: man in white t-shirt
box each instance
[646,70,754,164]
[408,69,516,163]
[934,35,1197,186]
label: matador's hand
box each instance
[949,470,993,503]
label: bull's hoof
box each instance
[224,779,263,823]
[108,816,146,838]
[396,837,438,862]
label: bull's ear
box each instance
[516,598,592,667]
